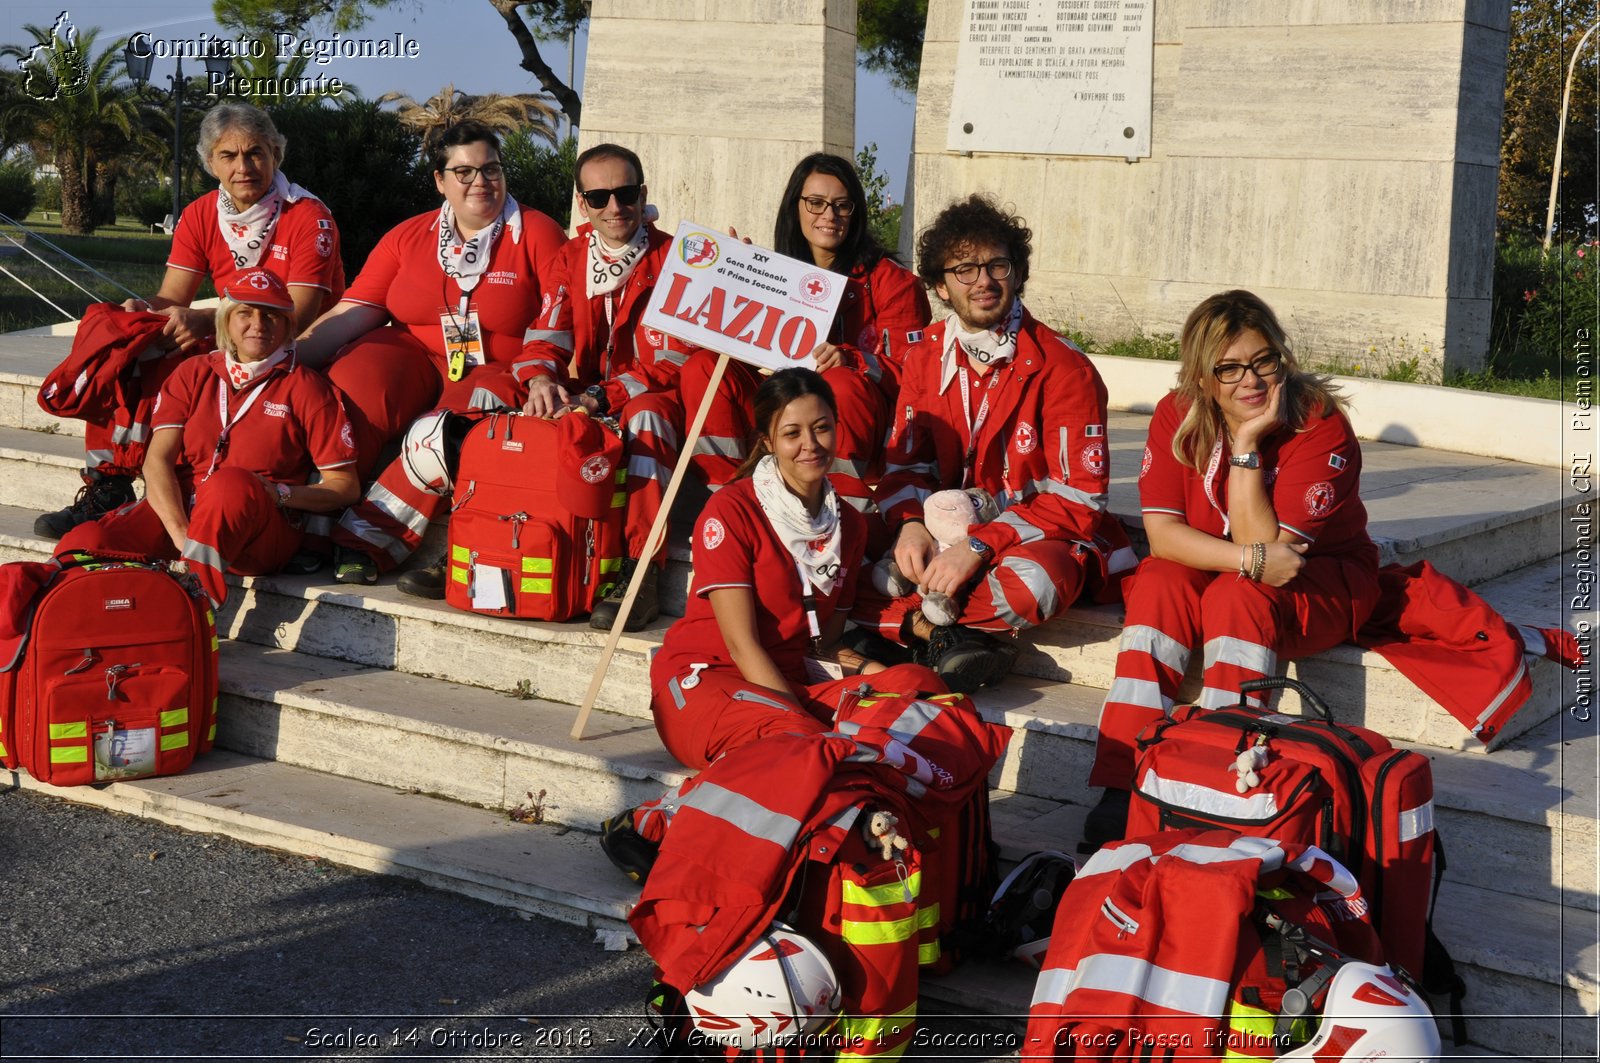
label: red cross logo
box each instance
[806,278,824,297]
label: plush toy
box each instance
[864,809,910,861]
[871,488,1000,627]
[1232,744,1270,793]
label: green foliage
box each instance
[33,175,61,212]
[263,97,434,273]
[855,142,903,252]
[859,0,928,94]
[502,131,576,228]
[0,160,39,218]
[1488,234,1599,393]
[120,182,172,227]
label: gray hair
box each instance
[214,296,291,358]
[196,104,287,175]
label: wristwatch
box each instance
[1228,452,1261,469]
[583,385,611,416]
[274,481,292,508]
[967,535,993,560]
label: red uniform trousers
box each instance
[855,539,1090,642]
[1088,554,1377,788]
[330,338,527,572]
[60,466,301,608]
[619,353,758,567]
[638,660,948,825]
[821,365,890,518]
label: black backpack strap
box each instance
[1421,834,1468,1045]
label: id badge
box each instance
[441,309,484,381]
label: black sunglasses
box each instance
[579,184,643,210]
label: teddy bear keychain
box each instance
[1232,736,1271,793]
[871,487,1001,626]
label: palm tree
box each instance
[0,22,159,233]
[379,83,558,159]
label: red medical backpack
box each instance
[444,410,626,621]
[1,552,219,784]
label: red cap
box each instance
[556,412,624,520]
[223,269,295,313]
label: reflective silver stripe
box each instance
[1138,768,1282,823]
[1197,685,1246,710]
[300,513,332,538]
[996,509,1045,545]
[1514,624,1547,654]
[682,782,802,849]
[1032,966,1074,1007]
[338,509,412,565]
[656,349,689,367]
[522,328,574,352]
[367,482,434,535]
[990,554,1058,628]
[627,455,670,483]
[512,357,560,378]
[668,677,686,710]
[1106,544,1139,574]
[1102,676,1170,712]
[731,689,798,713]
[877,485,928,513]
[890,461,936,477]
[861,345,884,384]
[1058,427,1070,476]
[692,434,745,459]
[618,373,648,400]
[1204,636,1277,678]
[110,422,149,445]
[1021,476,1108,511]
[829,456,869,480]
[625,410,676,445]
[1121,624,1190,674]
[1279,519,1318,542]
[468,387,503,411]
[841,494,873,513]
[1070,953,1231,1019]
[85,448,117,467]
[1475,660,1529,731]
[181,539,226,573]
[883,700,942,743]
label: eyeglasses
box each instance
[800,195,856,218]
[943,258,1014,285]
[1212,351,1285,383]
[579,184,643,210]
[443,163,504,185]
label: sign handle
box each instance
[570,351,732,740]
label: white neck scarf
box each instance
[217,171,317,270]
[586,223,650,298]
[436,196,523,294]
[751,454,844,596]
[939,298,1024,394]
[223,345,292,390]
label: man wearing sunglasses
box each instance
[857,195,1135,692]
[522,143,757,631]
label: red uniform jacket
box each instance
[826,256,931,394]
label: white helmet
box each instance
[399,410,459,495]
[684,922,841,1050]
[1279,962,1441,1063]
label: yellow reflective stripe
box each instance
[208,722,216,740]
[451,566,468,585]
[210,635,219,651]
[916,903,939,929]
[0,740,7,757]
[204,608,215,627]
[1223,1000,1279,1063]
[520,578,552,594]
[1256,885,1294,900]
[926,826,941,840]
[918,940,943,966]
[841,869,922,907]
[837,1002,917,1049]
[51,746,88,764]
[451,544,470,562]
[50,722,87,740]
[160,707,188,729]
[610,491,626,509]
[521,556,553,574]
[840,914,918,945]
[599,557,623,573]
[159,732,188,752]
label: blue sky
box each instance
[4,1,918,198]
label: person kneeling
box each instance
[60,271,359,608]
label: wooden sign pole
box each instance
[570,351,731,739]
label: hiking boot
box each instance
[396,560,447,600]
[283,549,327,576]
[589,558,659,632]
[1080,787,1131,854]
[599,808,658,885]
[33,473,136,540]
[835,625,914,670]
[333,546,378,585]
[916,624,1020,694]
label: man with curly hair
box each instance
[856,195,1135,691]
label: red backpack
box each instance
[1,552,219,784]
[445,411,626,621]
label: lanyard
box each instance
[602,291,617,379]
[796,560,822,652]
[1201,440,1231,538]
[957,362,998,489]
[204,374,272,482]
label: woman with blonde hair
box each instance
[1083,289,1380,846]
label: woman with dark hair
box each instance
[1084,289,1378,843]
[769,153,932,517]
[292,120,567,590]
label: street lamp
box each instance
[124,41,234,224]
[1542,19,1600,256]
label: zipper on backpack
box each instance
[1101,898,1139,938]
[584,521,596,586]
[499,511,529,549]
[104,662,141,700]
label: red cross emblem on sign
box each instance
[807,278,825,297]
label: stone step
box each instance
[12,749,1593,1060]
[209,640,1597,913]
[0,502,1577,758]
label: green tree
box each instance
[1499,1,1599,240]
[216,31,355,102]
[502,130,576,227]
[855,141,903,251]
[858,0,927,94]
[0,22,160,233]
